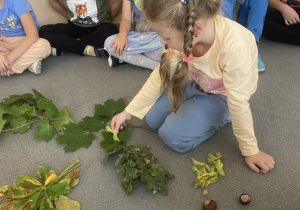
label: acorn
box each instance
[239,194,251,205]
[203,199,217,210]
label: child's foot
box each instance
[94,47,109,58]
[108,55,127,67]
[258,54,265,72]
[28,60,42,74]
[51,48,66,56]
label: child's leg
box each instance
[262,9,300,46]
[145,82,230,153]
[118,53,160,70]
[143,47,164,61]
[12,38,51,74]
[236,0,268,42]
[39,22,86,55]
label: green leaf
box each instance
[78,116,106,132]
[158,186,168,196]
[34,120,56,142]
[2,93,34,105]
[47,182,72,195]
[32,89,58,117]
[100,129,129,152]
[55,195,81,210]
[94,98,126,118]
[51,107,74,131]
[14,175,42,190]
[0,103,10,118]
[39,190,55,210]
[55,123,96,152]
[37,166,49,182]
[29,189,42,208]
[0,119,6,134]
[10,117,30,134]
[10,104,34,117]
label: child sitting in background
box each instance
[263,0,300,46]
[39,0,119,58]
[111,0,275,174]
[0,0,51,76]
[222,0,268,72]
[104,0,164,70]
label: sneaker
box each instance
[108,55,120,67]
[94,47,109,58]
[28,60,42,74]
[51,48,66,56]
[258,54,265,72]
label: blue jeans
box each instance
[145,81,230,153]
[222,0,269,42]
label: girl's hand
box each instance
[111,110,132,132]
[245,151,275,174]
[0,54,11,74]
[109,34,128,56]
[281,5,300,25]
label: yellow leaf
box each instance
[45,174,58,186]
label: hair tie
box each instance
[164,49,174,58]
[183,53,193,63]
[179,0,194,5]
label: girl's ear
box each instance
[193,21,202,38]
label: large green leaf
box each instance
[94,98,126,118]
[32,89,58,118]
[10,116,30,134]
[55,195,80,210]
[78,116,106,132]
[34,120,56,142]
[55,123,96,152]
[51,107,74,131]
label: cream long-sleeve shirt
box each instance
[125,15,259,156]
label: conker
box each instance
[203,199,217,210]
[143,158,151,165]
[239,194,251,205]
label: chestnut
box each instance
[239,194,251,205]
[203,199,217,210]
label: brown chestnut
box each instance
[239,194,251,205]
[203,199,217,210]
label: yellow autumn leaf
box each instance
[45,174,58,186]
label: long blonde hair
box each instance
[142,0,221,112]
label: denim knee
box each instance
[158,126,194,153]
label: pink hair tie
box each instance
[183,53,193,63]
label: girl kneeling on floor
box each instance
[0,0,51,76]
[111,0,275,173]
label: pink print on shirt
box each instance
[190,70,226,94]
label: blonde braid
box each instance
[169,1,196,112]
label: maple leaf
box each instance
[55,123,96,152]
[10,116,30,134]
[32,89,59,117]
[78,116,106,132]
[94,98,126,118]
[9,104,35,117]
[34,120,56,142]
[51,107,74,131]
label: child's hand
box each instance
[281,5,300,25]
[245,151,275,174]
[0,54,11,73]
[111,110,132,133]
[110,34,128,56]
